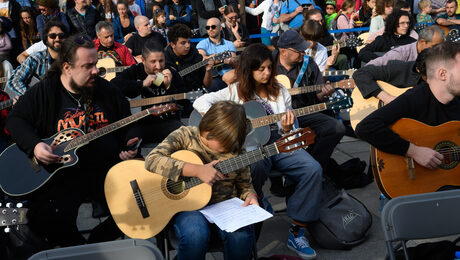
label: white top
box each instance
[193,82,292,129]
[369,15,385,35]
[306,43,328,72]
[245,0,281,31]
[25,41,47,55]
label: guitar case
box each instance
[307,177,372,250]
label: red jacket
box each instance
[94,39,137,66]
[0,90,9,137]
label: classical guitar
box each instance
[178,51,232,77]
[105,127,316,239]
[189,96,353,147]
[0,104,178,196]
[129,90,203,108]
[349,81,412,130]
[371,118,460,199]
[275,75,355,90]
[96,58,130,81]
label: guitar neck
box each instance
[130,93,186,108]
[250,103,327,128]
[288,81,342,96]
[0,99,13,110]
[178,59,208,77]
[326,41,346,51]
[183,143,279,189]
[322,70,348,77]
[107,66,130,74]
[65,108,152,151]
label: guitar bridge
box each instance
[130,180,149,218]
[406,157,416,180]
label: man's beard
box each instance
[47,41,62,52]
[69,77,96,101]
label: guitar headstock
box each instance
[276,127,316,153]
[344,69,356,77]
[212,51,233,63]
[344,36,364,48]
[148,103,180,116]
[326,96,354,111]
[336,79,356,89]
[447,29,460,43]
[415,23,428,33]
[185,90,204,101]
[0,203,28,232]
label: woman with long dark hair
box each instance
[194,43,322,260]
[359,10,416,63]
[19,7,40,50]
[112,0,136,43]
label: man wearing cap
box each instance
[36,0,69,36]
[276,29,346,177]
[279,0,320,28]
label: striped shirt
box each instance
[7,50,52,96]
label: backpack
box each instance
[307,177,372,250]
[325,158,374,190]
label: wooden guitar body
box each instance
[350,81,411,130]
[104,151,211,239]
[0,128,84,196]
[372,119,460,199]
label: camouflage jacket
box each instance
[145,126,256,204]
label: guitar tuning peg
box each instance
[6,203,12,208]
[4,227,10,233]
[16,203,23,208]
[0,203,2,207]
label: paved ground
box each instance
[76,133,393,260]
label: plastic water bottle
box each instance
[273,11,280,26]
[454,251,460,260]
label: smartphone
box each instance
[127,138,142,151]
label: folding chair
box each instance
[28,239,164,260]
[381,189,460,260]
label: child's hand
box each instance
[243,194,259,207]
[197,161,225,185]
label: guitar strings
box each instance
[128,144,281,204]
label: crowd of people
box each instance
[0,0,459,259]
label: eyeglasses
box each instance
[48,33,66,39]
[288,48,305,54]
[205,25,218,30]
[399,21,410,26]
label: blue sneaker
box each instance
[287,228,317,259]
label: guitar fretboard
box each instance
[130,93,187,108]
[183,143,279,189]
[288,81,353,96]
[179,59,209,77]
[65,108,154,151]
[322,70,353,77]
[0,99,13,110]
[250,103,327,128]
[107,66,130,74]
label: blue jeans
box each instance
[250,133,323,223]
[173,211,254,260]
[260,27,271,46]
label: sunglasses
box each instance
[48,33,66,39]
[205,25,218,30]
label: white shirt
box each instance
[306,43,328,72]
[245,0,281,31]
[25,41,47,55]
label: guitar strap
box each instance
[293,55,309,89]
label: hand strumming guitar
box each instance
[406,143,444,170]
[34,142,59,165]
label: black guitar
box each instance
[189,97,353,147]
[0,104,178,196]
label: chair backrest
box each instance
[28,239,164,260]
[381,189,460,243]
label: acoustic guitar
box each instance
[0,104,178,196]
[275,75,355,90]
[189,97,353,147]
[96,58,130,81]
[105,127,316,239]
[178,50,232,77]
[349,81,412,130]
[372,118,460,199]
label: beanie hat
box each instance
[325,0,336,7]
[36,0,58,9]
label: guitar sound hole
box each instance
[98,67,107,77]
[165,179,185,195]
